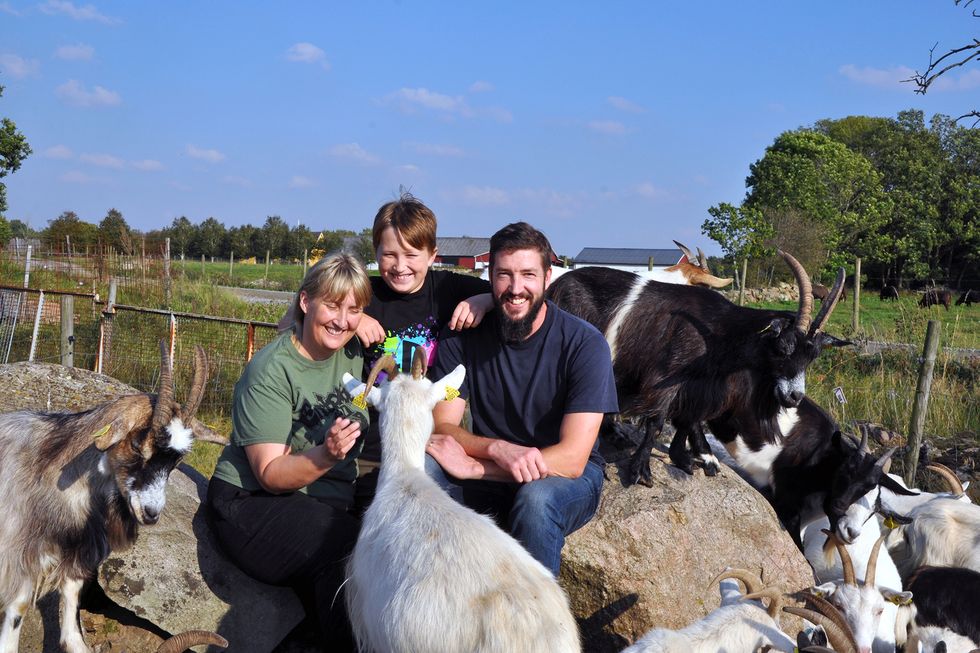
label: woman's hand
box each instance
[322,417,361,462]
[355,314,386,347]
[427,433,483,480]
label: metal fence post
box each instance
[737,258,747,306]
[28,291,44,362]
[96,280,117,374]
[169,313,177,370]
[23,245,32,288]
[904,320,941,487]
[246,322,256,361]
[61,294,74,367]
[164,237,172,306]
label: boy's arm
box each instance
[355,313,386,347]
[448,293,494,331]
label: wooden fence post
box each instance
[303,249,308,278]
[265,250,270,282]
[737,259,747,306]
[28,291,44,362]
[852,257,861,333]
[647,256,654,272]
[229,251,234,279]
[904,320,941,487]
[164,237,172,306]
[247,323,256,361]
[60,295,74,367]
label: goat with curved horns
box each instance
[343,352,580,653]
[0,343,212,653]
[547,249,846,483]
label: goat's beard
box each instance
[494,292,546,344]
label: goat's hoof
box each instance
[701,459,720,476]
[671,459,694,475]
[628,462,654,487]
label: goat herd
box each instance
[0,248,977,653]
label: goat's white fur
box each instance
[622,578,796,653]
[803,490,910,653]
[342,365,580,653]
[884,497,980,580]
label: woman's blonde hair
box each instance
[288,252,371,336]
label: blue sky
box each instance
[2,1,977,257]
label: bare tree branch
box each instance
[903,2,979,124]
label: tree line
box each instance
[4,210,375,264]
[702,110,980,289]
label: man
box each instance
[428,221,618,576]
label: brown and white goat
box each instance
[0,344,213,653]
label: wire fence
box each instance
[0,285,278,414]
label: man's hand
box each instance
[427,433,483,480]
[487,439,548,482]
[322,417,361,462]
[355,314,386,347]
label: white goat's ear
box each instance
[342,372,381,408]
[881,588,913,606]
[809,583,837,598]
[429,364,466,404]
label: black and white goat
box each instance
[895,566,980,652]
[547,250,845,484]
[0,344,213,653]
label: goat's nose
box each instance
[841,525,859,544]
[143,507,160,524]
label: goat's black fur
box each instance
[956,289,976,306]
[547,265,842,484]
[907,566,980,645]
[879,285,900,301]
[920,289,952,310]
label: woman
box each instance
[207,252,371,651]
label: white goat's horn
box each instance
[864,533,887,588]
[152,340,175,432]
[156,630,228,653]
[365,355,398,391]
[926,462,965,495]
[822,529,856,586]
[742,587,784,620]
[181,345,209,420]
[708,567,763,595]
[673,240,695,262]
[794,590,854,647]
[784,607,857,653]
[411,346,427,380]
[778,250,813,334]
[810,267,845,335]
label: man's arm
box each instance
[431,398,601,481]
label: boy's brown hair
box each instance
[371,192,438,253]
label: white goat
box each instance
[622,568,797,653]
[803,499,910,653]
[0,344,214,653]
[879,463,973,517]
[342,353,580,653]
[883,497,980,581]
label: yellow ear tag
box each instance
[92,424,111,440]
[444,386,460,402]
[883,515,899,530]
[352,393,368,410]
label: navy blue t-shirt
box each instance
[433,300,618,463]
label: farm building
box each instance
[571,247,684,274]
[436,236,561,270]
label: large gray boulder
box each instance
[0,362,304,652]
[562,448,814,652]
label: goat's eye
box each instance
[129,438,140,454]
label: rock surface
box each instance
[562,445,814,652]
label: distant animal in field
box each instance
[814,283,846,303]
[956,289,977,307]
[919,289,952,311]
[879,285,899,301]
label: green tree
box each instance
[195,217,227,259]
[0,215,11,246]
[0,86,32,216]
[258,215,290,259]
[165,216,195,257]
[43,211,98,251]
[98,208,134,254]
[702,203,773,262]
[286,223,317,261]
[352,227,375,264]
[744,130,890,273]
[9,218,35,239]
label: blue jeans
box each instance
[424,454,603,576]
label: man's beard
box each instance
[494,293,546,344]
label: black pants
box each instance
[206,477,359,652]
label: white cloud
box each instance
[221,175,251,187]
[59,170,98,183]
[288,175,317,189]
[406,142,464,157]
[457,185,509,206]
[168,181,191,191]
[588,120,627,135]
[926,68,980,92]
[392,87,467,113]
[0,3,22,16]
[0,54,40,78]
[328,142,380,165]
[285,42,330,70]
[186,144,225,163]
[838,64,917,90]
[43,144,73,159]
[80,152,124,168]
[469,80,494,93]
[608,96,644,113]
[131,159,164,171]
[634,181,669,200]
[396,164,420,174]
[55,79,121,107]
[38,0,120,24]
[479,106,513,123]
[54,43,94,60]
[515,188,584,218]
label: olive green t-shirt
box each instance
[212,332,368,507]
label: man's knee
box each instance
[511,478,564,522]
